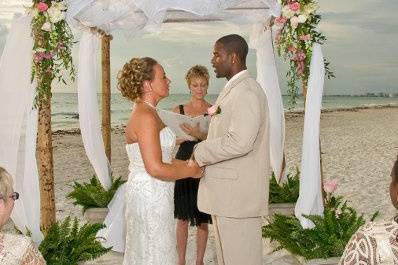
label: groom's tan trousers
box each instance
[212,215,263,265]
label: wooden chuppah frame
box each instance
[37,1,272,229]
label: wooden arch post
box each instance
[91,27,113,163]
[38,94,56,232]
[101,33,112,163]
[302,81,325,202]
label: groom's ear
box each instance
[231,53,239,64]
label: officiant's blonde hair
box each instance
[117,57,158,101]
[185,65,209,86]
[0,167,13,202]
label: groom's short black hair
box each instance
[216,34,248,63]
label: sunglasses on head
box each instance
[0,192,19,201]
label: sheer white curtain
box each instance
[249,23,285,182]
[68,0,279,33]
[77,31,112,190]
[0,15,43,243]
[294,43,325,228]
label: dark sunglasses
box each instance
[0,192,19,201]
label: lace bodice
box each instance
[0,233,46,265]
[126,127,176,173]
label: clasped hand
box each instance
[187,159,203,178]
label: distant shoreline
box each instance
[52,103,398,135]
[52,92,398,98]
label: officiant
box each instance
[172,65,212,265]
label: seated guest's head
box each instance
[117,57,171,103]
[389,156,398,209]
[185,65,209,100]
[0,167,19,229]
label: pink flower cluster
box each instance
[37,2,48,12]
[299,34,311,41]
[34,51,53,63]
[289,2,301,12]
[286,46,307,77]
[275,16,287,27]
[323,179,338,194]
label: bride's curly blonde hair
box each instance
[117,57,158,101]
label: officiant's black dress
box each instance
[174,105,212,226]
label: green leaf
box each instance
[67,175,126,212]
[39,217,111,265]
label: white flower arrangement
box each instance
[273,0,334,107]
[30,0,75,105]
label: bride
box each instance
[101,57,202,265]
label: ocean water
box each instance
[51,93,398,130]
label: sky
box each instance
[0,0,397,95]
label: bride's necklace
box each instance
[140,100,156,109]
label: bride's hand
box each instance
[187,159,203,178]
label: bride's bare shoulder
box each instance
[126,105,160,133]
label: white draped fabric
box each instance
[77,31,112,190]
[249,24,285,182]
[294,43,325,228]
[68,0,279,33]
[0,15,43,243]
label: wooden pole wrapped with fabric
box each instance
[303,78,325,203]
[37,94,56,232]
[101,34,112,162]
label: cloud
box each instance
[142,21,245,45]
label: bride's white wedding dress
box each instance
[97,127,177,264]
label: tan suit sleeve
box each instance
[194,89,261,167]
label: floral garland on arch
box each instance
[28,0,75,106]
[274,0,335,107]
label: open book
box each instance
[157,108,211,141]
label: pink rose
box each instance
[299,34,311,41]
[42,52,53,60]
[207,105,221,116]
[275,16,287,26]
[37,2,48,12]
[323,179,338,194]
[289,2,301,12]
[293,50,306,61]
[33,52,43,63]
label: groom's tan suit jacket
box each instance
[194,70,270,218]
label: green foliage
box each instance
[275,0,335,108]
[30,0,75,106]
[67,176,126,212]
[39,216,110,265]
[269,169,300,203]
[263,195,366,260]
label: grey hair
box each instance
[0,167,13,202]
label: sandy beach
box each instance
[6,106,398,264]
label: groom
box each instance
[192,34,270,265]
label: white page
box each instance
[157,108,211,141]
